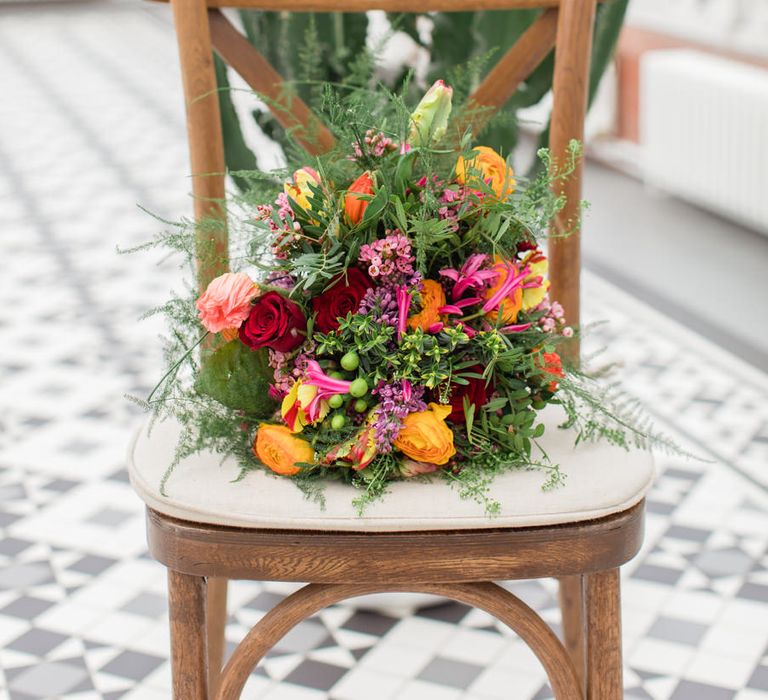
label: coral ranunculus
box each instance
[344,171,375,225]
[407,280,446,332]
[311,268,372,333]
[239,291,306,352]
[393,402,455,465]
[254,424,315,476]
[455,146,516,201]
[196,272,259,334]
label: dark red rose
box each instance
[447,366,492,423]
[311,268,372,333]
[239,291,306,352]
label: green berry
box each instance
[328,394,344,409]
[331,414,346,430]
[349,377,369,398]
[330,371,346,381]
[340,351,360,372]
[532,399,547,410]
[353,399,368,413]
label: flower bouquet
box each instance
[145,80,667,512]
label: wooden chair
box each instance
[129,0,654,697]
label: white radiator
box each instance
[640,49,768,235]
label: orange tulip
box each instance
[344,171,375,225]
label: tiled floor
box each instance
[1,1,768,699]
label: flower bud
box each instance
[284,166,320,212]
[408,80,453,146]
[344,171,375,225]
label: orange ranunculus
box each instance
[536,351,565,392]
[253,424,315,476]
[393,403,455,465]
[284,166,321,212]
[455,146,516,201]
[484,256,523,324]
[408,279,446,332]
[281,380,329,433]
[344,171,375,225]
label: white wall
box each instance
[627,0,768,58]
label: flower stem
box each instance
[147,331,209,403]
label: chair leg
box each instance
[168,570,209,700]
[558,575,586,693]
[206,577,228,698]
[585,569,622,700]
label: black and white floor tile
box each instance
[1,2,768,698]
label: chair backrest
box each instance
[165,0,596,352]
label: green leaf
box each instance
[196,341,277,417]
[214,55,258,192]
[464,396,476,440]
[360,185,389,226]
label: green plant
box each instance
[216,1,628,184]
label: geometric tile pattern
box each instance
[1,2,768,699]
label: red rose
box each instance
[239,291,306,352]
[447,366,492,423]
[311,268,372,333]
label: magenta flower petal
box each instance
[305,360,352,395]
[500,322,533,333]
[439,304,463,316]
[396,285,410,339]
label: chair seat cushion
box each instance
[128,406,654,532]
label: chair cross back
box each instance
[165,0,596,339]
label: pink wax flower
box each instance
[196,272,259,334]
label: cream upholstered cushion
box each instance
[128,405,653,532]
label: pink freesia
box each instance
[196,272,258,333]
[440,254,498,301]
[482,261,530,315]
[304,361,353,420]
[396,285,411,339]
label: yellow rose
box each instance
[284,166,321,212]
[253,424,315,476]
[394,403,456,465]
[408,280,447,332]
[521,252,550,311]
[484,255,523,324]
[455,146,516,201]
